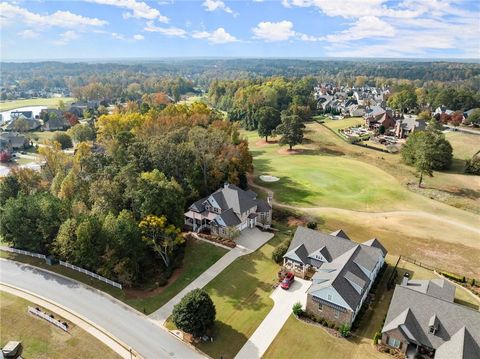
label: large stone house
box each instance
[283,227,386,327]
[184,184,272,238]
[394,117,426,138]
[382,278,480,358]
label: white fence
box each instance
[28,306,69,331]
[0,246,122,289]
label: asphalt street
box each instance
[0,259,205,359]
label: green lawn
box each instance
[0,97,75,111]
[125,239,228,314]
[0,239,227,314]
[323,117,365,131]
[193,226,291,359]
[0,291,119,359]
[264,315,387,359]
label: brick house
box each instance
[184,183,272,238]
[283,227,387,327]
[382,278,480,358]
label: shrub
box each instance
[471,278,476,287]
[339,323,351,337]
[306,221,317,230]
[52,132,73,149]
[441,271,466,283]
[272,243,289,263]
[172,289,216,338]
[292,302,303,316]
[373,332,381,345]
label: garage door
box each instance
[239,221,248,231]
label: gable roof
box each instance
[435,327,480,359]
[402,279,455,303]
[382,284,480,354]
[210,184,257,214]
[362,238,387,256]
[213,208,241,227]
[286,227,386,311]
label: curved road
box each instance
[0,259,204,359]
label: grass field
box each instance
[264,315,386,359]
[0,97,75,111]
[322,117,365,130]
[125,239,227,314]
[244,122,480,277]
[193,225,291,359]
[0,291,119,359]
[0,239,227,314]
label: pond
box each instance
[0,106,47,124]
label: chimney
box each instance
[267,192,273,205]
[224,182,229,189]
[401,273,410,286]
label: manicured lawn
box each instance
[0,239,227,314]
[0,97,75,111]
[445,131,480,160]
[125,239,228,314]
[194,226,291,359]
[263,315,387,359]
[323,117,365,131]
[0,291,119,359]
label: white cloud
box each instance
[192,28,237,43]
[86,0,169,23]
[0,2,107,28]
[324,16,395,42]
[133,34,144,40]
[252,21,296,41]
[53,30,79,46]
[252,20,321,42]
[18,29,39,39]
[202,0,234,14]
[144,21,187,37]
[282,0,432,19]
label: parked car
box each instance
[280,272,294,289]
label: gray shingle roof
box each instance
[362,238,387,256]
[211,184,257,214]
[256,199,271,213]
[286,227,385,311]
[213,208,241,227]
[382,284,480,355]
[403,279,455,303]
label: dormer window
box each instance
[429,326,436,334]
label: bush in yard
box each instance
[471,278,476,287]
[272,242,289,263]
[306,221,317,230]
[292,302,303,316]
[339,323,350,337]
[465,153,480,175]
[172,289,216,338]
[373,332,381,345]
[52,132,73,149]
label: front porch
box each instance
[184,210,217,232]
[282,258,316,279]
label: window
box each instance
[318,303,323,312]
[334,309,340,319]
[388,337,401,348]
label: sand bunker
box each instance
[260,175,280,182]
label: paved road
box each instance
[0,259,204,359]
[150,228,274,324]
[235,278,312,359]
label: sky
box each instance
[0,0,479,60]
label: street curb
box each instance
[0,281,142,359]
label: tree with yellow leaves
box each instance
[139,215,184,267]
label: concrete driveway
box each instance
[0,259,205,359]
[235,277,312,359]
[235,228,274,251]
[150,228,273,324]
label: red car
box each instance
[280,272,295,289]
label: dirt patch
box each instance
[278,148,304,155]
[125,267,183,300]
[287,216,306,227]
[255,139,278,147]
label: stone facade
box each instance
[305,294,353,327]
[381,330,409,354]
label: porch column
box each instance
[283,257,286,266]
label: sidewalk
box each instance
[235,278,312,359]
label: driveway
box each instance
[235,277,312,359]
[0,259,205,359]
[150,228,273,324]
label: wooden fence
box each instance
[0,246,122,289]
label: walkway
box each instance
[0,259,205,359]
[149,228,274,324]
[235,278,312,359]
